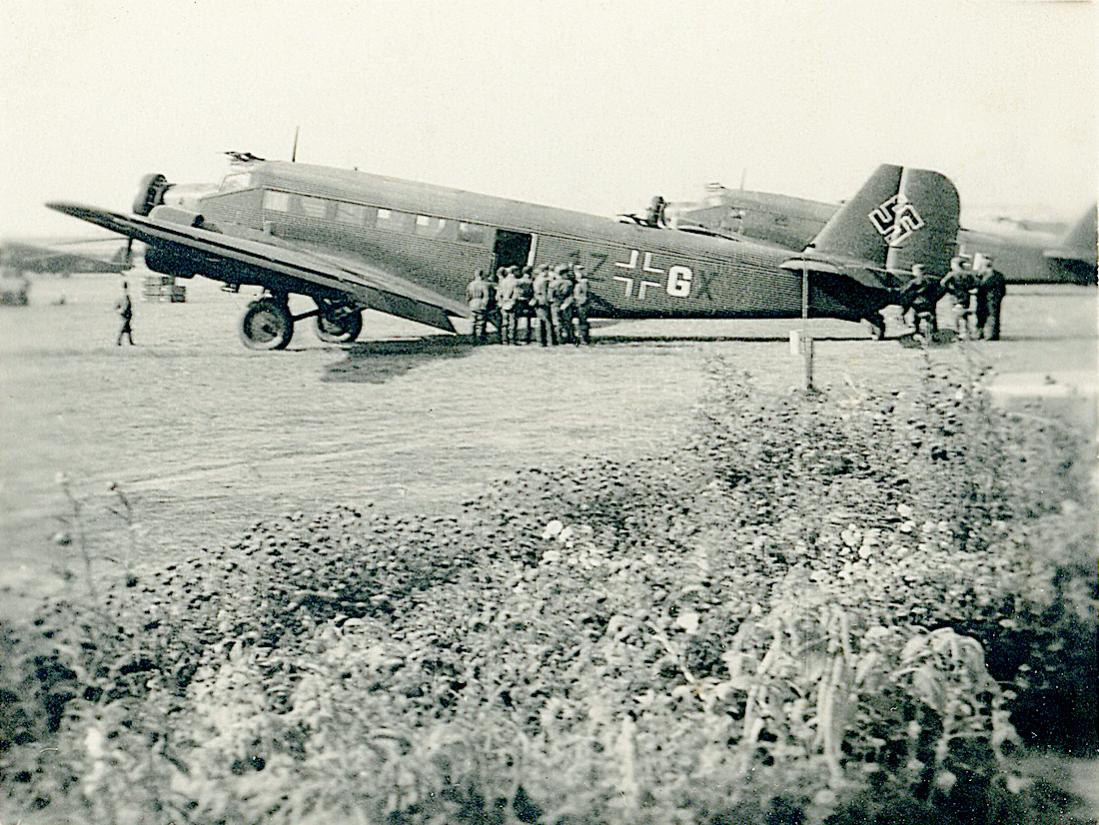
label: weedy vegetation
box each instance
[1,353,1095,824]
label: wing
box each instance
[45,202,467,332]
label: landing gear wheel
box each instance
[314,308,363,343]
[239,298,293,350]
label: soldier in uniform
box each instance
[115,281,135,346]
[497,266,518,345]
[572,264,591,345]
[549,264,575,345]
[939,256,978,337]
[645,195,667,227]
[975,255,1007,341]
[514,265,535,345]
[466,268,490,344]
[896,263,942,337]
[485,268,503,344]
[532,264,556,347]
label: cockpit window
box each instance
[219,173,254,193]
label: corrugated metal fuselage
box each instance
[196,162,868,321]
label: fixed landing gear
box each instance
[237,293,364,350]
[239,296,293,350]
[314,304,363,344]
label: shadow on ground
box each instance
[324,336,476,383]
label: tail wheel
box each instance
[864,313,886,341]
[315,307,363,343]
[239,298,293,350]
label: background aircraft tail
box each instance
[805,164,960,276]
[1042,204,1098,285]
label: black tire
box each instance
[239,298,293,351]
[314,308,363,343]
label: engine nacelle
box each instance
[144,246,197,279]
[133,173,171,216]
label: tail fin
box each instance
[1045,204,1097,264]
[1043,204,1097,285]
[806,164,960,276]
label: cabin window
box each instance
[376,208,415,232]
[415,215,451,238]
[334,201,367,224]
[300,196,328,219]
[219,173,253,193]
[457,221,487,244]
[262,190,290,212]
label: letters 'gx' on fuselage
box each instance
[47,159,959,350]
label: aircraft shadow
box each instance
[324,335,475,383]
[587,333,869,345]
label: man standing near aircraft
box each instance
[897,263,942,336]
[549,264,575,345]
[572,264,591,345]
[532,264,556,347]
[486,268,503,344]
[515,265,535,345]
[114,281,134,346]
[975,255,1006,341]
[466,268,490,344]
[497,266,519,345]
[940,256,978,337]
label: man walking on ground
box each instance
[115,281,135,346]
[532,264,556,347]
[466,268,490,344]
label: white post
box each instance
[802,263,813,391]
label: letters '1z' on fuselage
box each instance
[47,160,959,350]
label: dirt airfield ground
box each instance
[0,272,1095,617]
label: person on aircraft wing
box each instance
[549,264,576,345]
[514,265,535,345]
[940,256,979,338]
[572,265,591,345]
[466,268,491,344]
[897,263,942,335]
[114,281,135,346]
[532,264,557,347]
[974,255,1006,341]
[497,266,519,345]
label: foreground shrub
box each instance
[1,355,1094,824]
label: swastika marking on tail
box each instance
[868,195,925,245]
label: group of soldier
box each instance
[896,254,1006,340]
[466,263,591,346]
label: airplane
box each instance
[0,238,133,277]
[46,157,959,350]
[666,184,1097,286]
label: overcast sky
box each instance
[1,0,1095,238]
